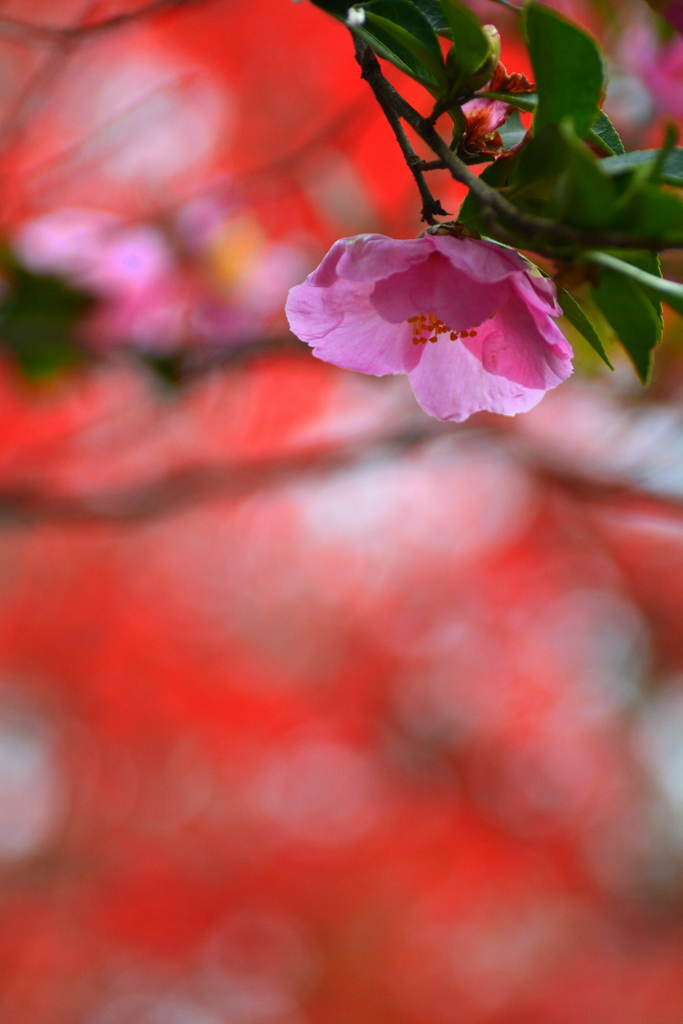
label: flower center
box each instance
[407,313,479,346]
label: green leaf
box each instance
[585,250,683,319]
[142,353,185,389]
[600,147,683,187]
[457,155,515,229]
[360,0,447,87]
[439,0,492,90]
[615,181,683,243]
[511,122,617,230]
[476,91,537,113]
[307,0,351,18]
[557,286,614,368]
[0,264,92,379]
[591,266,661,382]
[522,1,605,139]
[411,0,449,34]
[499,109,527,151]
[589,109,625,155]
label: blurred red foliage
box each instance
[0,3,681,1024]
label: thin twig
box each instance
[0,0,106,152]
[354,36,447,224]
[354,40,683,252]
[417,158,447,171]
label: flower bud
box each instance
[446,25,501,96]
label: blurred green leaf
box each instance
[557,286,613,368]
[0,264,92,379]
[512,122,617,230]
[591,266,661,382]
[522,1,605,139]
[142,353,185,389]
[615,182,683,243]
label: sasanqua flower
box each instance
[286,232,573,422]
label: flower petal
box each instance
[513,269,563,318]
[428,234,526,282]
[408,337,550,421]
[460,285,572,389]
[461,97,512,134]
[333,234,429,283]
[371,251,510,328]
[286,277,420,375]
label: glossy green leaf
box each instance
[591,266,661,382]
[557,286,613,368]
[411,0,449,33]
[439,0,492,90]
[589,110,625,155]
[600,147,683,187]
[361,0,447,86]
[522,1,605,139]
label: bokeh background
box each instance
[1,1,683,1022]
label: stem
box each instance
[485,0,522,11]
[354,40,683,252]
[353,38,447,224]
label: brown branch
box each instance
[0,416,451,524]
[0,0,202,44]
[354,36,447,225]
[1,404,681,525]
[354,40,683,253]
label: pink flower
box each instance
[458,97,513,160]
[621,22,683,122]
[285,233,572,422]
[17,207,309,352]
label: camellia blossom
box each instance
[459,97,513,160]
[286,232,573,422]
[458,63,534,161]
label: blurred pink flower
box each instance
[17,207,309,352]
[621,22,683,122]
[285,233,572,422]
